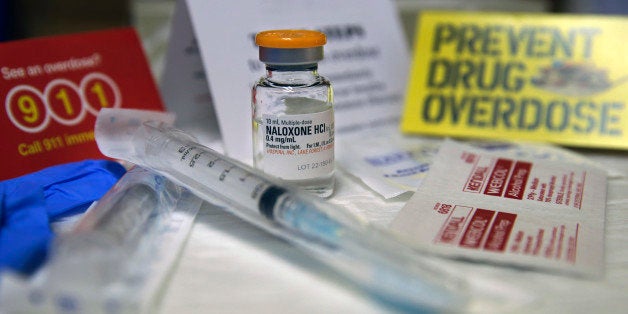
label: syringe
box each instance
[95,108,469,312]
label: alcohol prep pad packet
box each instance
[389,140,607,277]
[337,134,441,199]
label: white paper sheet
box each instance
[161,0,409,163]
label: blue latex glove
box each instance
[0,160,126,275]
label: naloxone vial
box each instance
[252,30,335,197]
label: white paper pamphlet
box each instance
[160,0,409,164]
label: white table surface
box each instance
[158,148,628,314]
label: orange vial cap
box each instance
[255,30,326,49]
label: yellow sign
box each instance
[401,11,628,149]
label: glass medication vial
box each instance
[252,29,335,197]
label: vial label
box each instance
[261,110,334,180]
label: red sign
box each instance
[0,28,165,180]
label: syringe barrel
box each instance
[94,109,469,312]
[134,122,276,218]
